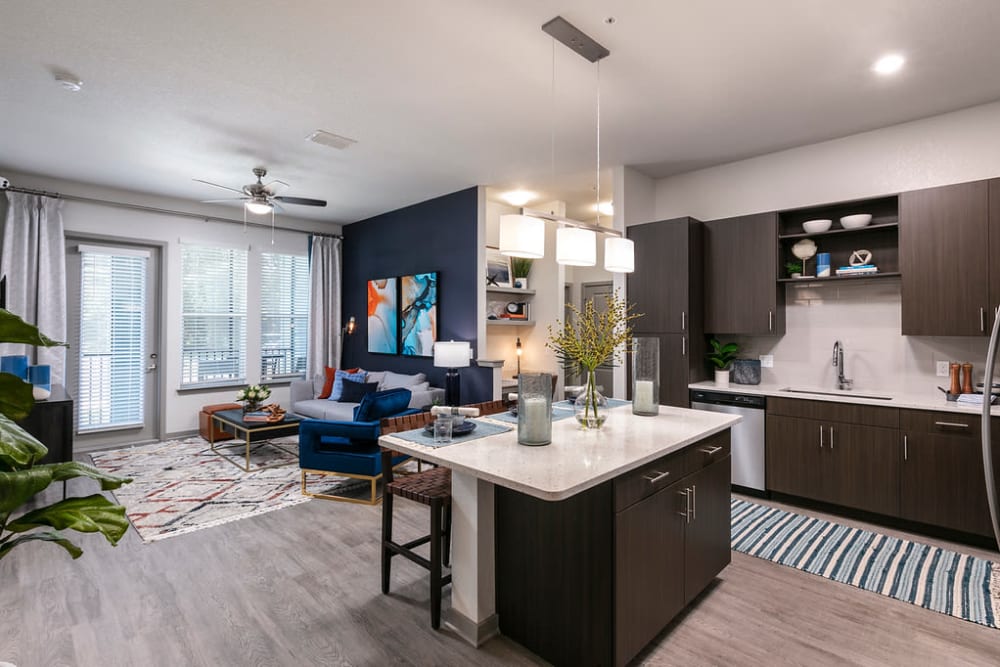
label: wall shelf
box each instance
[778,222,899,240]
[487,319,534,327]
[486,286,536,296]
[778,272,901,284]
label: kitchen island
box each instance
[380,403,740,666]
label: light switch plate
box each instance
[936,361,950,377]
[759,354,774,368]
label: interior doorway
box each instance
[65,237,162,450]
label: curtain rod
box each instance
[1,185,343,239]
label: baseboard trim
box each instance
[444,609,499,647]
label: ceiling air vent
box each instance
[306,130,357,150]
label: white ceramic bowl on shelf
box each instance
[839,214,873,229]
[802,219,832,233]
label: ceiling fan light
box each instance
[604,236,635,273]
[556,227,596,266]
[245,200,272,215]
[499,214,545,258]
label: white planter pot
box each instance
[514,277,528,290]
[715,369,731,388]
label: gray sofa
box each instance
[290,370,444,420]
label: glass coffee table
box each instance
[209,409,303,472]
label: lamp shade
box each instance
[604,236,635,273]
[434,340,471,368]
[556,227,596,266]
[245,200,272,215]
[499,214,545,258]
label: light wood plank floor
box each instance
[2,479,999,666]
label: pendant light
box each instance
[556,227,597,266]
[499,214,545,258]
[604,236,635,273]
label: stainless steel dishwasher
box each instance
[690,389,766,494]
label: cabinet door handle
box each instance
[678,489,691,522]
[981,307,986,333]
[903,435,908,461]
[681,310,686,331]
[682,336,686,356]
[819,425,824,448]
[829,426,835,450]
[934,421,969,429]
[699,445,723,456]
[769,310,774,332]
[643,469,671,484]
[691,484,697,521]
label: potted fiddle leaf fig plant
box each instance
[0,309,132,562]
[707,337,739,388]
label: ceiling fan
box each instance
[194,167,327,215]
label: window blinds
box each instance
[260,253,309,380]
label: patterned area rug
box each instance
[90,436,364,542]
[731,499,1000,629]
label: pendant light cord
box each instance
[550,37,556,175]
[596,60,602,226]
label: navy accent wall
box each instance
[342,187,491,404]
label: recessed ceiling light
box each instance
[872,53,905,75]
[501,190,536,207]
[306,129,357,150]
[596,201,614,216]
[53,72,83,92]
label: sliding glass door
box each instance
[65,238,160,448]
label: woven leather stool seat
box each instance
[386,466,451,505]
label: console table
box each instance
[17,384,74,464]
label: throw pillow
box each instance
[317,366,360,399]
[353,388,413,422]
[328,369,368,401]
[339,380,379,403]
[381,370,427,390]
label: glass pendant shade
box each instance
[556,227,596,266]
[499,214,545,258]
[604,236,635,273]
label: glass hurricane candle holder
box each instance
[517,372,552,446]
[632,336,659,416]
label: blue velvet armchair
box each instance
[299,388,421,504]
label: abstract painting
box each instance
[367,277,398,354]
[400,272,437,357]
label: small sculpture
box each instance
[849,249,872,266]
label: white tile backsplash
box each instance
[730,278,990,393]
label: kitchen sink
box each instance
[780,387,894,401]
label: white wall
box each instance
[2,170,339,438]
[643,100,1000,393]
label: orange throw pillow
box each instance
[317,366,361,399]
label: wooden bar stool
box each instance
[379,400,506,628]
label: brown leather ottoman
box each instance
[199,403,243,441]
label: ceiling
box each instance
[3,1,1000,225]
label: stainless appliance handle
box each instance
[982,306,1000,548]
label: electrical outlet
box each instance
[936,361,950,377]
[759,354,774,368]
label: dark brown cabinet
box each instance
[16,384,74,464]
[496,431,732,667]
[766,399,900,516]
[900,180,990,336]
[990,179,1000,330]
[626,218,705,407]
[704,212,784,335]
[900,410,996,536]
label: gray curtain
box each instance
[0,192,68,385]
[306,235,342,377]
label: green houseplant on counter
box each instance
[547,290,642,429]
[707,338,739,389]
[0,309,132,561]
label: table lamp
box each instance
[434,340,471,406]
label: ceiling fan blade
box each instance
[273,196,327,207]
[192,178,245,195]
[201,198,249,204]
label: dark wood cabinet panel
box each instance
[628,219,696,333]
[768,397,898,429]
[990,179,1000,329]
[833,425,900,516]
[766,415,830,502]
[16,384,74,464]
[614,482,685,666]
[704,212,784,335]
[900,181,989,336]
[683,456,732,604]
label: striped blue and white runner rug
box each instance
[731,499,1000,629]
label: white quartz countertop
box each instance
[379,404,740,501]
[688,380,1000,416]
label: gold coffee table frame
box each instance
[209,409,302,472]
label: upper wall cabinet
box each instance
[990,179,1000,332]
[900,181,989,336]
[704,213,784,335]
[627,218,701,334]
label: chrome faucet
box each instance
[832,340,853,391]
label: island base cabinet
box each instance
[495,435,732,667]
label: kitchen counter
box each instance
[689,380,1000,415]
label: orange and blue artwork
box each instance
[400,272,437,357]
[367,277,397,354]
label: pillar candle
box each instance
[519,396,551,445]
[633,380,657,415]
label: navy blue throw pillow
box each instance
[339,380,379,403]
[353,388,412,422]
